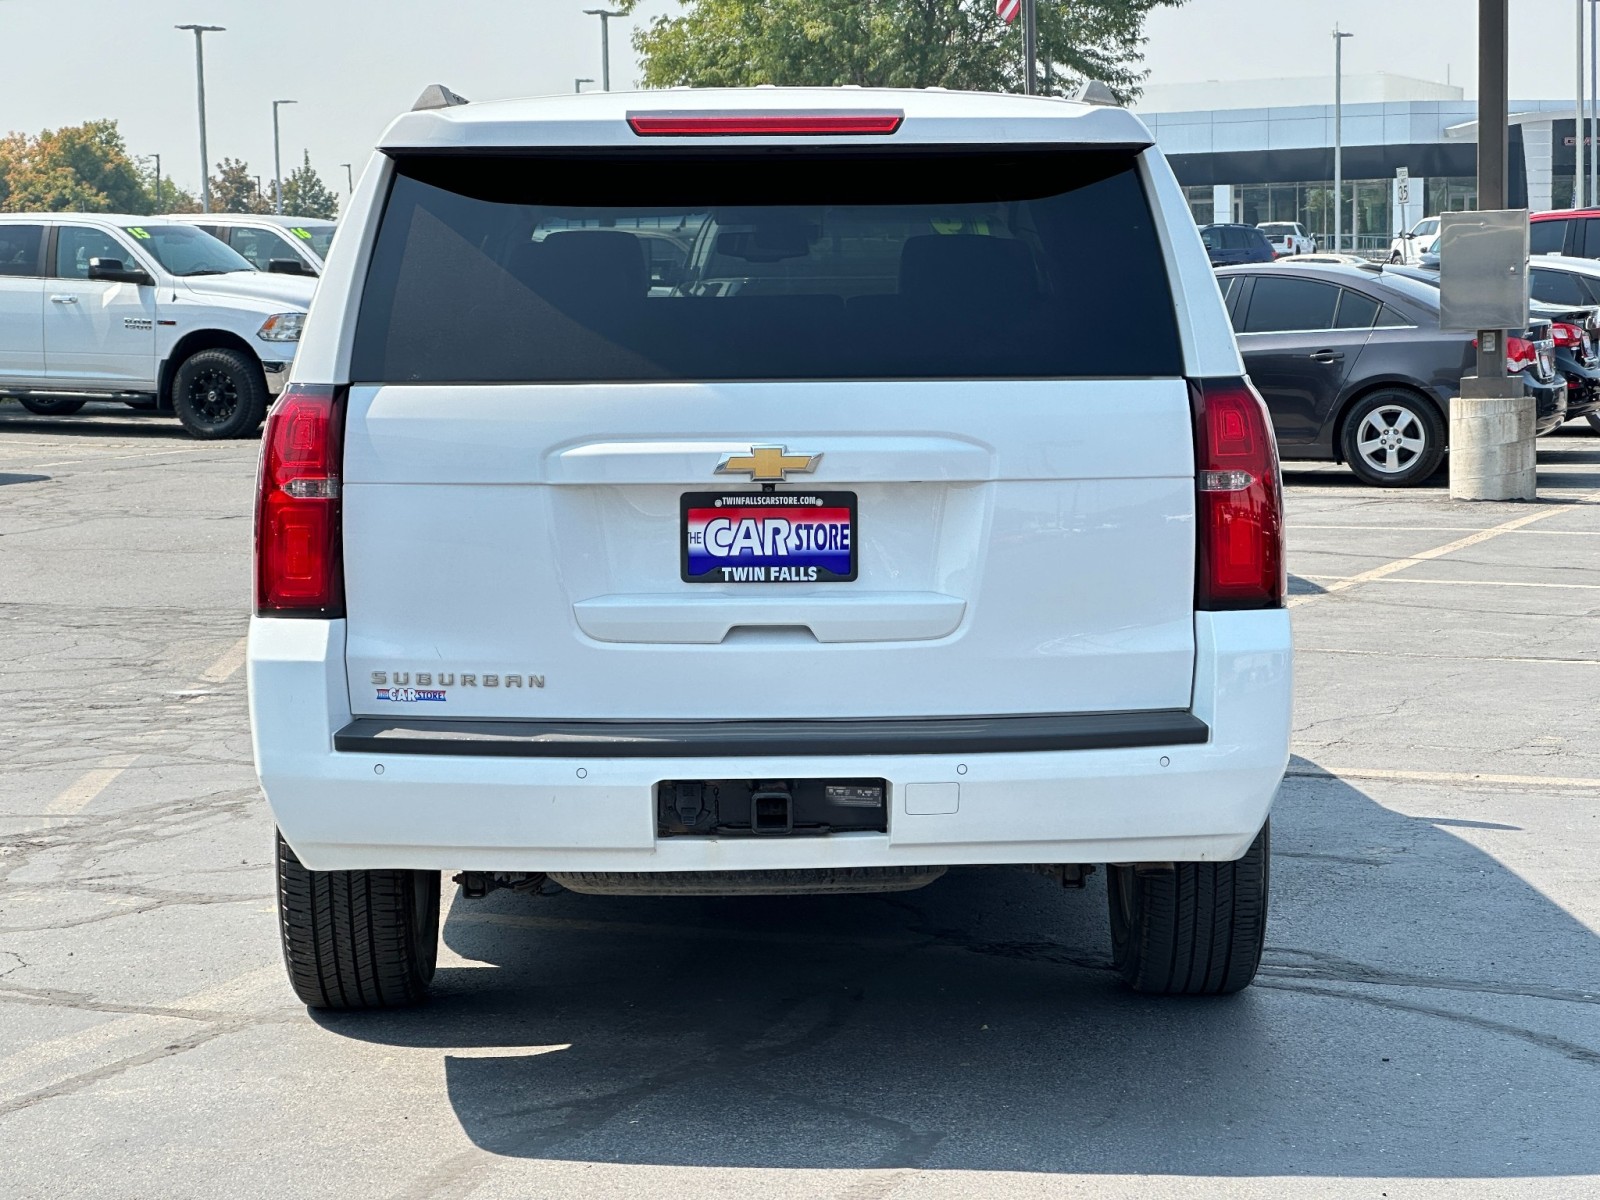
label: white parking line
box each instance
[199,637,249,684]
[1288,493,1600,607]
[44,757,138,816]
[1300,646,1599,667]
[1298,575,1600,591]
[1289,764,1600,790]
[1294,524,1600,536]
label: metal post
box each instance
[583,10,625,91]
[272,100,297,215]
[575,77,594,93]
[150,154,161,213]
[1023,0,1039,95]
[340,163,353,194]
[1579,0,1587,206]
[175,25,225,214]
[1333,27,1353,252]
[1580,0,1593,209]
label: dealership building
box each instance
[1132,75,1581,251]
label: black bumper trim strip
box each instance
[332,710,1209,759]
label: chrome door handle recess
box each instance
[50,294,79,304]
[1309,350,1343,363]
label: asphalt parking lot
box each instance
[2,403,1598,1199]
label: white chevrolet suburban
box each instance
[0,214,313,438]
[249,86,1292,1010]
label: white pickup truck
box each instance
[250,85,1292,1010]
[0,214,313,438]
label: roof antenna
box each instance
[412,84,469,112]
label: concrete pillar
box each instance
[1212,184,1231,225]
[1450,377,1537,501]
[1523,120,1555,213]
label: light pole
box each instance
[1333,26,1354,252]
[582,9,625,91]
[272,99,298,214]
[1580,0,1593,209]
[1579,1,1587,207]
[175,24,224,213]
[340,163,353,195]
[575,77,594,93]
[254,176,264,208]
[1022,0,1039,95]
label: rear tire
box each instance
[1587,412,1600,434]
[1340,390,1446,487]
[19,397,87,416]
[275,832,440,1010]
[172,348,267,440]
[1107,821,1269,996]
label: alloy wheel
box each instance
[1355,404,1427,475]
[186,367,239,425]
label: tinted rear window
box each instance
[1530,219,1567,255]
[352,150,1182,383]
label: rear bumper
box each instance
[249,611,1292,872]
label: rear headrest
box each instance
[526,230,648,300]
[899,234,1038,301]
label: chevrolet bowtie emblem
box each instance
[715,444,822,483]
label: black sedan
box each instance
[1216,264,1567,487]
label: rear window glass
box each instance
[352,150,1182,383]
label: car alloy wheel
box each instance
[1355,403,1428,476]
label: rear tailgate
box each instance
[339,141,1197,723]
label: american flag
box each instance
[996,0,1021,23]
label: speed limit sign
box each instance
[1397,167,1411,205]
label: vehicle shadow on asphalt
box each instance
[312,770,1600,1178]
[0,404,199,440]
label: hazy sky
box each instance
[0,0,1584,200]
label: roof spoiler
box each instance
[413,84,469,112]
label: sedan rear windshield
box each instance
[352,150,1182,383]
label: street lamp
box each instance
[175,24,225,213]
[272,99,298,215]
[582,9,626,92]
[575,77,594,93]
[1332,26,1354,252]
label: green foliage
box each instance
[621,0,1185,101]
[0,120,154,213]
[281,152,339,220]
[210,158,272,214]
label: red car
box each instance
[1530,208,1600,258]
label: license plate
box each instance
[681,491,857,584]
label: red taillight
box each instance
[1551,322,1583,348]
[626,111,904,137]
[1504,336,1537,373]
[255,384,345,616]
[1190,378,1285,610]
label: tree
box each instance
[622,0,1186,102]
[0,119,153,213]
[280,152,339,219]
[209,158,271,214]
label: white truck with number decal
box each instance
[168,214,337,278]
[250,85,1292,1010]
[0,214,314,438]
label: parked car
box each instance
[1381,261,1600,430]
[1276,252,1366,266]
[169,214,335,277]
[252,85,1291,1009]
[1199,222,1276,266]
[1529,207,1600,258]
[0,213,313,437]
[1526,255,1600,429]
[1257,221,1316,256]
[1388,216,1441,263]
[1216,263,1567,486]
